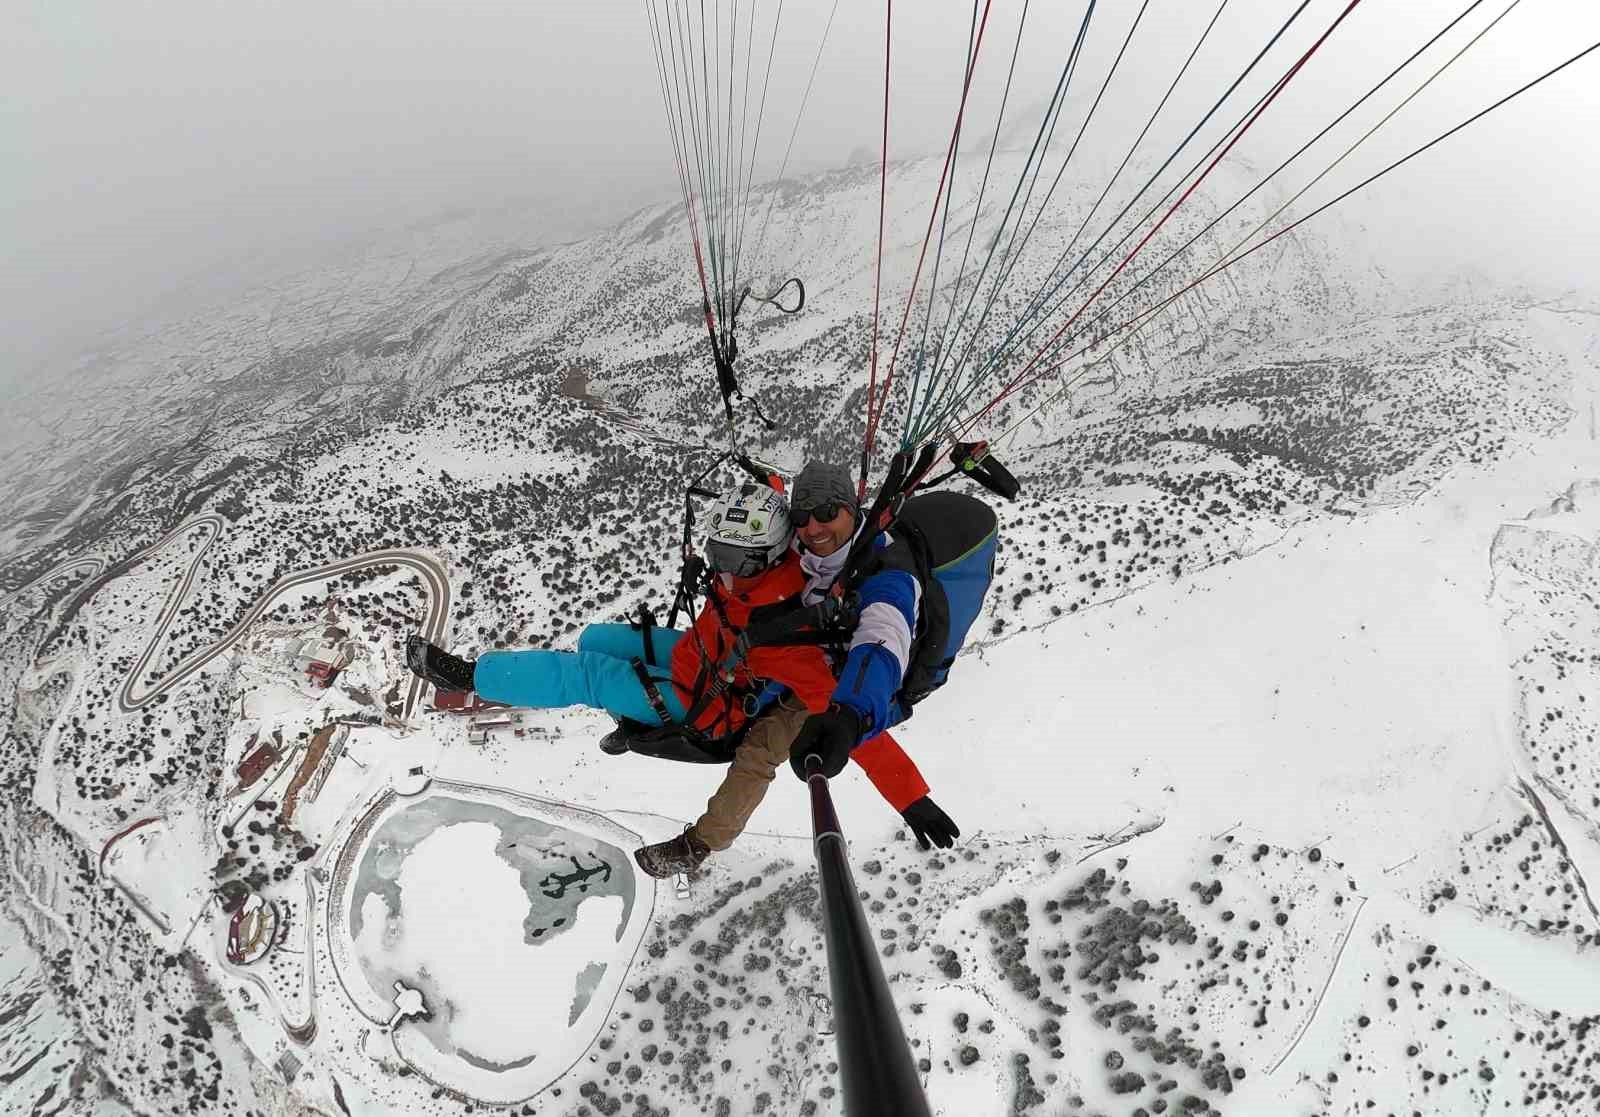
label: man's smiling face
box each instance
[796,503,855,556]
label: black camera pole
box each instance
[805,755,933,1117]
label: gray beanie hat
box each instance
[792,461,858,517]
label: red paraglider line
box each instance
[864,0,995,476]
[646,0,722,341]
[961,0,1364,435]
[1005,34,1600,400]
[862,0,893,500]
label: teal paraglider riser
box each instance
[474,624,688,725]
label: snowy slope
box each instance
[2,143,1599,1116]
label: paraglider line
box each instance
[967,0,1367,437]
[917,0,1311,442]
[866,0,995,479]
[940,0,1313,431]
[862,0,892,499]
[979,34,1600,440]
[747,0,841,286]
[904,0,1033,452]
[1021,0,1494,384]
[906,0,1094,450]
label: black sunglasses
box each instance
[791,501,847,527]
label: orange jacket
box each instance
[668,553,836,733]
[667,553,929,813]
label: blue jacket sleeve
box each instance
[832,564,920,737]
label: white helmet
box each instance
[705,483,791,577]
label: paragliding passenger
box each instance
[405,477,954,878]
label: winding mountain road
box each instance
[112,514,451,719]
[2,556,108,639]
[12,514,451,720]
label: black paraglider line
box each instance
[697,2,727,327]
[905,0,1033,458]
[919,0,1319,443]
[983,0,1307,398]
[986,0,1232,390]
[861,0,892,503]
[952,16,1332,429]
[645,2,723,350]
[908,0,1309,443]
[723,0,766,323]
[745,0,841,295]
[943,0,1370,444]
[1012,0,1495,399]
[664,447,730,630]
[906,0,1104,449]
[992,0,1491,395]
[862,0,996,488]
[647,1,831,442]
[966,27,1600,440]
[884,0,1575,462]
[905,0,984,437]
[650,2,758,437]
[952,0,1153,387]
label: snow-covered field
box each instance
[2,146,1599,1115]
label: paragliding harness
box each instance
[605,449,795,765]
[604,440,1016,761]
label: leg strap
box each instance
[632,603,658,666]
[631,658,674,726]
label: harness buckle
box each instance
[630,658,675,727]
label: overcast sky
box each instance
[6,1,1599,382]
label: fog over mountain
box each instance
[5,1,1598,384]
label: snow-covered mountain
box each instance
[3,145,1599,1117]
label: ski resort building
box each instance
[292,629,353,688]
[430,690,507,714]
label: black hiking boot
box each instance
[599,721,634,756]
[405,635,476,692]
[633,828,712,880]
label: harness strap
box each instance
[747,629,856,649]
[630,658,675,726]
[681,654,745,731]
[632,602,658,667]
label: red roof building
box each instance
[429,690,509,714]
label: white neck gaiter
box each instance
[798,523,867,606]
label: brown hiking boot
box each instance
[633,828,712,879]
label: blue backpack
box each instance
[872,491,999,706]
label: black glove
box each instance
[901,796,960,850]
[789,704,864,780]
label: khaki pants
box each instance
[692,694,812,851]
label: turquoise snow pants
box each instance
[472,623,689,725]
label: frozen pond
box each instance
[329,784,649,1102]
